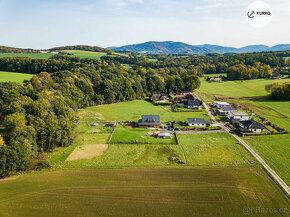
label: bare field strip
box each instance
[66,144,108,161]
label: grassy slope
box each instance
[0,71,33,83]
[63,50,107,59]
[0,167,289,217]
[0,53,55,59]
[79,100,210,122]
[243,134,290,185]
[110,125,177,144]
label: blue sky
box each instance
[0,0,289,49]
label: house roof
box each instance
[187,118,212,125]
[229,111,249,116]
[183,93,195,100]
[240,120,264,129]
[219,105,236,112]
[188,100,201,107]
[214,101,230,106]
[150,94,166,98]
[138,115,161,125]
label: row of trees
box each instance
[227,63,272,80]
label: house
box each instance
[271,73,282,79]
[174,93,195,103]
[209,77,222,82]
[218,106,237,116]
[156,130,172,139]
[187,118,212,127]
[213,101,230,108]
[187,100,201,109]
[138,115,161,128]
[240,120,264,133]
[107,121,117,127]
[228,111,249,123]
[150,94,167,102]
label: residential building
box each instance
[240,120,264,133]
[228,111,249,122]
[150,94,167,102]
[187,100,201,109]
[187,118,212,127]
[138,115,161,128]
[218,106,237,116]
[213,101,230,108]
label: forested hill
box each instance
[0,46,38,53]
[109,41,290,54]
[49,45,113,53]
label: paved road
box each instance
[196,91,290,195]
[176,130,226,134]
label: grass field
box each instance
[0,71,33,83]
[79,100,209,122]
[0,53,55,59]
[243,134,290,186]
[110,125,177,144]
[63,50,108,59]
[177,133,256,166]
[0,167,289,217]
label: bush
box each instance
[33,160,51,171]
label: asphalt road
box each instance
[196,91,290,195]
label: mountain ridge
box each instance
[109,41,290,54]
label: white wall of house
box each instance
[188,123,206,127]
[228,114,249,121]
[252,129,262,133]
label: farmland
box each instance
[0,53,55,59]
[79,100,210,122]
[0,167,289,217]
[63,50,108,59]
[0,71,33,83]
[243,134,290,186]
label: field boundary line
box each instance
[107,128,116,144]
[175,133,187,164]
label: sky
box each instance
[0,0,289,49]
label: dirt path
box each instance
[66,144,108,161]
[196,91,290,195]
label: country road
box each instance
[196,91,290,195]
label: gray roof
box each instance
[138,115,161,125]
[219,105,236,112]
[150,94,166,98]
[188,100,201,107]
[240,120,264,129]
[187,118,212,124]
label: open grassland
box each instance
[110,125,177,144]
[0,167,289,217]
[200,78,290,100]
[0,71,33,83]
[0,53,55,59]
[177,133,256,166]
[79,100,209,122]
[63,50,107,59]
[243,134,290,186]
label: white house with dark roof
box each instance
[240,120,264,133]
[187,100,201,109]
[228,111,249,122]
[187,118,212,127]
[218,105,237,116]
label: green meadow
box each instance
[79,100,210,122]
[0,53,55,59]
[0,71,33,83]
[63,50,108,59]
[243,134,290,186]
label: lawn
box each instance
[243,134,290,186]
[177,133,256,166]
[63,50,108,59]
[79,100,209,122]
[0,71,33,83]
[199,78,290,101]
[0,167,289,217]
[110,125,177,144]
[0,53,55,59]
